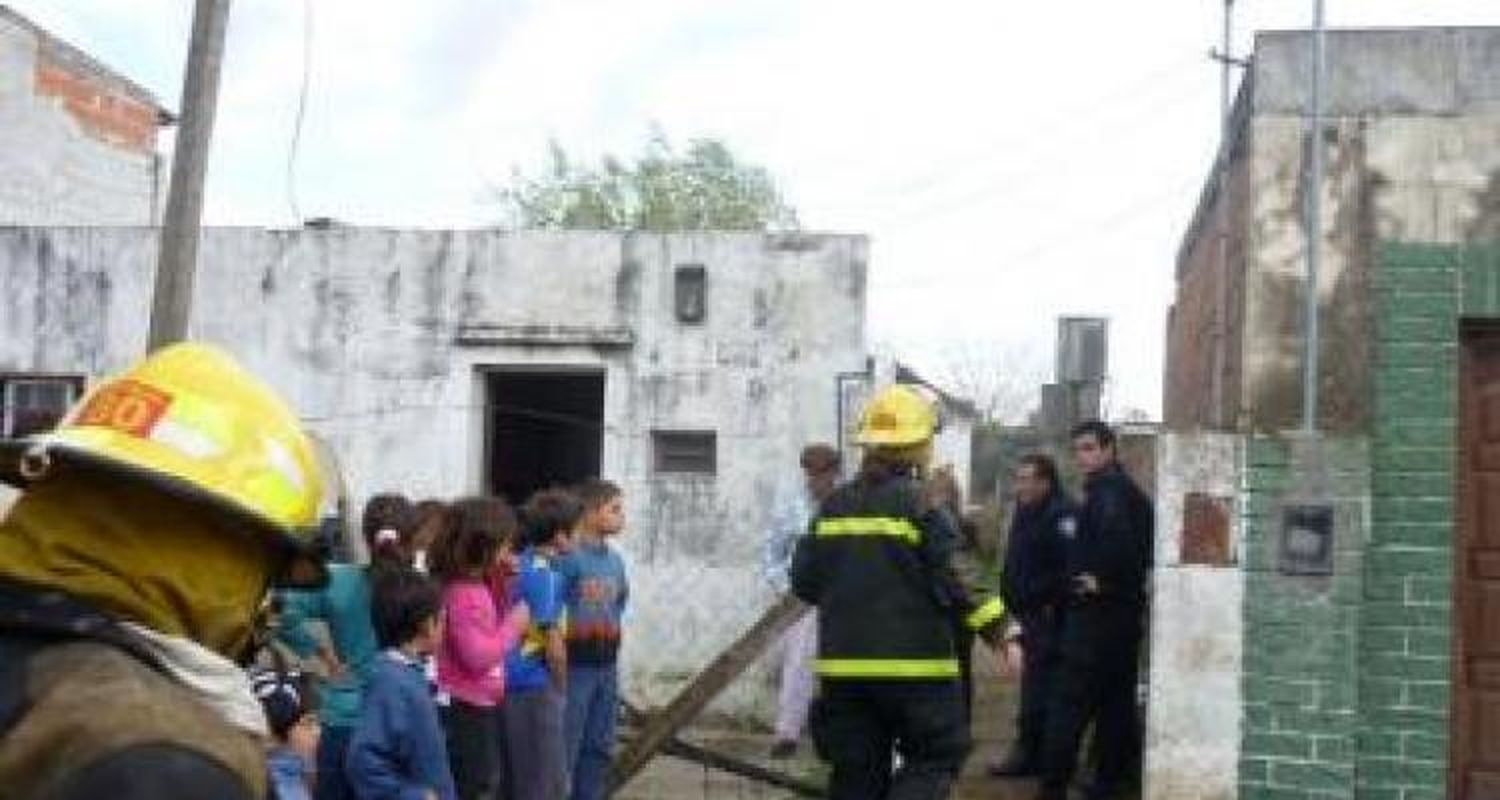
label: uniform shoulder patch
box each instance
[1057,516,1078,539]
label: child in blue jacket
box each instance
[346,568,454,800]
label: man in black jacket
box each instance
[1037,421,1153,800]
[990,453,1074,778]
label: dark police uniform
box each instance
[998,489,1075,770]
[791,470,1005,800]
[1038,463,1152,800]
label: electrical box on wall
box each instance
[1278,503,1335,576]
[674,264,706,323]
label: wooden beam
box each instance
[618,701,824,797]
[657,736,825,797]
[610,594,809,791]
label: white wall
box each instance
[1145,433,1244,800]
[0,227,870,713]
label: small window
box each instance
[674,264,707,324]
[2,375,84,438]
[652,430,716,474]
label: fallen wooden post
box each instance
[618,700,824,797]
[610,593,809,793]
[657,735,825,797]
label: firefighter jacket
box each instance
[790,472,1006,680]
[0,580,266,800]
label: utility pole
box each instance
[1303,0,1327,431]
[147,0,232,351]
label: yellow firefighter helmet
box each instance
[855,384,940,448]
[0,343,327,587]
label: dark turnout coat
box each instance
[791,471,1005,680]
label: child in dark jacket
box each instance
[251,667,320,800]
[346,569,454,800]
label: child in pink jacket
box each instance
[429,497,529,800]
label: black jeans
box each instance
[1039,605,1142,797]
[441,700,499,800]
[810,679,970,800]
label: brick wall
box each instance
[0,14,161,225]
[1164,130,1251,432]
[34,53,159,154]
[1239,436,1368,800]
[1357,243,1500,799]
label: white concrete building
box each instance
[0,226,869,712]
[0,6,170,225]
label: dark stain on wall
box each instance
[846,258,868,303]
[614,254,641,317]
[1466,168,1500,243]
[1249,122,1374,434]
[384,269,401,315]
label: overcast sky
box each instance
[14,1,1500,419]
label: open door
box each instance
[485,369,605,505]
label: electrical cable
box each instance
[286,0,313,223]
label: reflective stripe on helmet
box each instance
[813,516,922,545]
[815,658,961,679]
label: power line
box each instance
[809,52,1206,219]
[298,400,792,441]
[860,79,1216,231]
[873,175,1202,291]
[286,0,313,223]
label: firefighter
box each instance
[0,343,328,800]
[791,384,1006,800]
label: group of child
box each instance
[253,479,630,800]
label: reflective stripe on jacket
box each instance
[791,473,1005,680]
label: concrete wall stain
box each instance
[1467,168,1500,243]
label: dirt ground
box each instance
[615,649,1123,800]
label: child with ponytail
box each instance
[277,493,416,800]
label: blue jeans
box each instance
[564,663,619,800]
[315,724,354,800]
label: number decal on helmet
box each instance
[75,380,173,437]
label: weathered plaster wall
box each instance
[1145,433,1243,800]
[0,227,870,713]
[1157,28,1500,799]
[0,12,164,225]
[1240,28,1500,433]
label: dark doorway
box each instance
[1455,325,1500,798]
[485,370,605,506]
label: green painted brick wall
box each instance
[1239,244,1499,799]
[1239,437,1368,800]
[1359,242,1500,797]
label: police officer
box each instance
[989,453,1074,778]
[1037,421,1152,800]
[791,385,1005,800]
